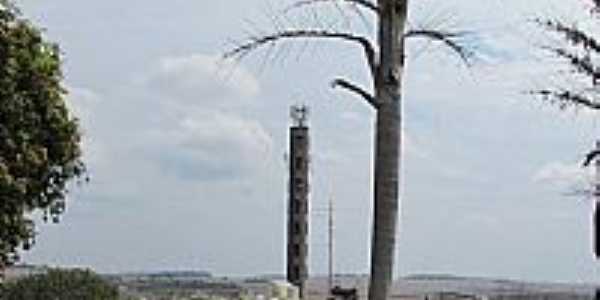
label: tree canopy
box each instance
[0,268,119,300]
[533,1,600,165]
[0,0,85,267]
[536,4,600,110]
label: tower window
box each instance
[295,156,304,169]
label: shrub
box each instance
[0,268,120,300]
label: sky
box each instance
[13,0,600,283]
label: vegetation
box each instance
[0,269,119,300]
[0,0,85,267]
[535,0,600,163]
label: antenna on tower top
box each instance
[291,105,310,127]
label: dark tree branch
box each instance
[543,46,600,85]
[534,17,600,113]
[286,0,379,14]
[534,89,600,110]
[537,19,600,54]
[332,78,378,109]
[404,29,474,66]
[583,149,600,167]
[224,29,377,75]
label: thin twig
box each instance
[224,29,376,74]
[404,29,474,66]
[542,46,600,85]
[285,0,379,14]
[536,19,600,54]
[534,89,600,110]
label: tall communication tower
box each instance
[287,105,310,298]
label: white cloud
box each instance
[146,54,260,107]
[66,86,101,125]
[339,111,363,123]
[533,161,594,187]
[142,110,273,181]
[64,86,108,171]
[134,54,271,181]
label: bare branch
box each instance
[543,46,600,85]
[404,29,474,66]
[536,19,600,55]
[583,149,600,167]
[224,29,376,75]
[285,0,379,14]
[534,89,600,110]
[331,78,378,109]
[533,17,600,112]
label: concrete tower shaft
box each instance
[287,105,310,298]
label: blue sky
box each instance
[15,0,600,283]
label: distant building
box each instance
[272,280,300,300]
[241,279,299,300]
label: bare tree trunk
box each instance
[225,2,473,300]
[368,1,407,300]
[369,100,401,300]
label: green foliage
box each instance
[0,268,119,300]
[0,1,85,266]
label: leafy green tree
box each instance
[0,268,119,300]
[0,0,85,268]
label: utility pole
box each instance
[594,140,600,300]
[594,140,600,259]
[328,194,334,295]
[287,105,310,299]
